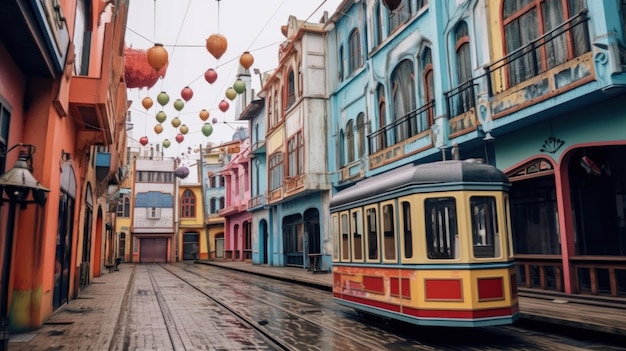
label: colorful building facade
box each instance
[0,0,129,335]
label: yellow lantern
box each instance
[147,43,169,71]
[206,34,228,60]
[239,51,254,69]
[225,88,237,101]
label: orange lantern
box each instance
[239,51,254,69]
[142,97,153,110]
[206,34,228,60]
[147,43,169,71]
[199,109,210,121]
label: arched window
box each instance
[374,1,383,46]
[117,195,130,217]
[376,84,387,152]
[210,197,216,214]
[421,47,435,128]
[181,189,196,218]
[346,120,355,163]
[338,129,346,167]
[338,45,344,82]
[356,113,366,158]
[348,29,363,74]
[219,197,225,210]
[286,68,296,109]
[388,0,410,34]
[454,22,473,115]
[391,59,416,142]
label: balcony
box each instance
[218,203,240,217]
[248,194,267,210]
[69,23,124,146]
[95,150,122,184]
[367,101,435,170]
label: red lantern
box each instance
[147,43,169,71]
[124,47,167,89]
[175,133,184,143]
[204,68,218,84]
[181,86,193,101]
[239,51,254,69]
[382,0,402,11]
[219,100,229,112]
[139,136,149,146]
[206,34,228,60]
[199,109,210,121]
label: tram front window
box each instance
[425,197,458,259]
[470,196,498,258]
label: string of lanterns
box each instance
[129,0,255,150]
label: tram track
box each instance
[161,263,391,350]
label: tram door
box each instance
[182,232,199,260]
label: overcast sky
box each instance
[125,0,343,160]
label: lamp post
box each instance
[0,144,49,351]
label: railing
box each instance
[484,11,590,96]
[248,193,266,209]
[367,100,435,154]
[515,255,564,292]
[445,80,477,119]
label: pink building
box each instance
[218,139,252,261]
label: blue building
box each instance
[325,0,626,298]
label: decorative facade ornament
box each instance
[540,136,565,154]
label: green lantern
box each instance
[201,123,213,137]
[156,111,167,123]
[162,139,171,148]
[173,99,184,111]
[233,79,246,94]
[157,91,170,106]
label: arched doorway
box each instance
[283,214,303,266]
[215,233,224,259]
[54,163,76,309]
[93,207,104,277]
[80,184,94,289]
[260,219,268,264]
[304,208,321,271]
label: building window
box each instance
[421,47,435,125]
[269,152,283,190]
[147,207,161,219]
[356,113,366,158]
[348,29,362,74]
[388,0,410,34]
[287,132,304,177]
[272,89,279,126]
[117,195,130,217]
[181,189,196,218]
[391,59,417,142]
[286,68,296,109]
[210,197,216,214]
[374,1,383,46]
[377,84,387,151]
[338,45,344,82]
[502,0,587,86]
[136,171,174,183]
[346,120,355,163]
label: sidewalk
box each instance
[196,260,626,336]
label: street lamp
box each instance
[0,144,49,351]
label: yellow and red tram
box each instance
[330,160,519,327]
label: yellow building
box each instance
[178,168,208,261]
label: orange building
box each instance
[0,0,129,338]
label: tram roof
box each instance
[330,160,509,209]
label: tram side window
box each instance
[470,196,498,258]
[332,215,340,261]
[425,197,458,259]
[341,213,350,260]
[402,201,413,259]
[383,204,396,260]
[366,208,379,260]
[352,210,364,260]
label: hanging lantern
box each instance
[206,33,228,60]
[233,79,246,94]
[204,68,218,84]
[139,136,149,146]
[173,99,185,111]
[147,43,169,71]
[199,109,210,121]
[218,100,229,112]
[179,124,189,135]
[202,123,213,137]
[212,117,218,124]
[156,111,167,123]
[154,124,163,134]
[382,0,402,11]
[239,51,254,69]
[142,97,153,110]
[175,166,190,179]
[157,91,170,106]
[181,86,193,101]
[162,139,171,148]
[225,88,237,101]
[175,133,184,143]
[171,116,182,128]
[124,47,167,89]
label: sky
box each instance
[125,0,344,161]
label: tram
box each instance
[330,160,519,327]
